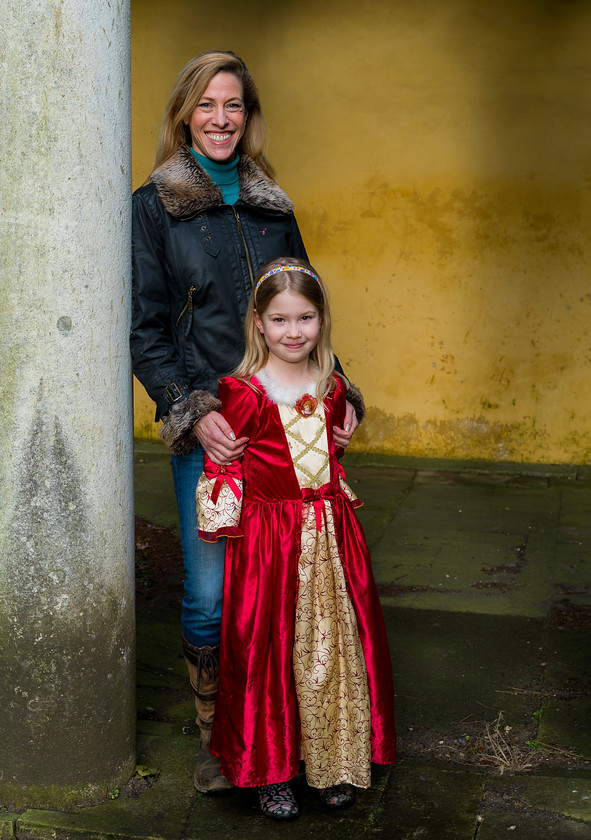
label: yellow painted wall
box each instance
[131,0,591,463]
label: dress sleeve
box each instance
[196,459,244,542]
[338,472,363,510]
[329,378,363,509]
[329,375,348,461]
[196,378,260,542]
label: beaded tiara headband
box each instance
[254,265,320,299]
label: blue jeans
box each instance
[170,447,226,647]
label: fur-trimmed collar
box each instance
[255,368,319,407]
[151,146,294,219]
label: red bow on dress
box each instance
[203,460,243,504]
[301,484,334,531]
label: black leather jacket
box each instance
[131,147,307,448]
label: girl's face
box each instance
[254,289,321,370]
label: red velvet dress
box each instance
[196,373,396,788]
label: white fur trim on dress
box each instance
[255,368,318,407]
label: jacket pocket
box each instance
[175,285,197,336]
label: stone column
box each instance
[0,0,134,809]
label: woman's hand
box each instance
[333,400,359,448]
[193,411,248,465]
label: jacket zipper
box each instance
[233,208,255,288]
[175,285,196,327]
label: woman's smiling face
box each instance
[186,71,247,162]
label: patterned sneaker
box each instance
[257,782,299,820]
[319,784,355,809]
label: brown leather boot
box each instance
[182,636,232,794]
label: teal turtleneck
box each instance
[191,148,240,205]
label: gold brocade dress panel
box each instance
[279,404,372,789]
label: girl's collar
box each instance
[254,367,318,407]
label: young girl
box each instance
[196,258,396,820]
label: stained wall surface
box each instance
[131,0,591,463]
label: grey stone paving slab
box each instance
[505,475,551,488]
[136,619,185,678]
[374,529,523,590]
[345,465,415,507]
[538,636,591,763]
[16,733,197,840]
[381,589,551,618]
[136,623,192,722]
[538,699,591,758]
[490,772,591,822]
[391,499,558,543]
[397,483,496,516]
[349,454,578,479]
[559,483,591,514]
[558,501,591,533]
[543,630,591,693]
[134,445,179,533]
[355,508,396,552]
[384,592,476,614]
[503,541,556,617]
[370,760,485,839]
[415,469,465,484]
[477,808,591,839]
[374,529,556,619]
[384,607,545,731]
[553,545,589,586]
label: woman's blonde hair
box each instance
[234,258,337,401]
[154,50,274,178]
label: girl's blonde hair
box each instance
[154,50,274,178]
[234,258,337,401]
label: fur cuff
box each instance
[345,381,366,425]
[159,390,222,455]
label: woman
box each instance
[131,50,362,795]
